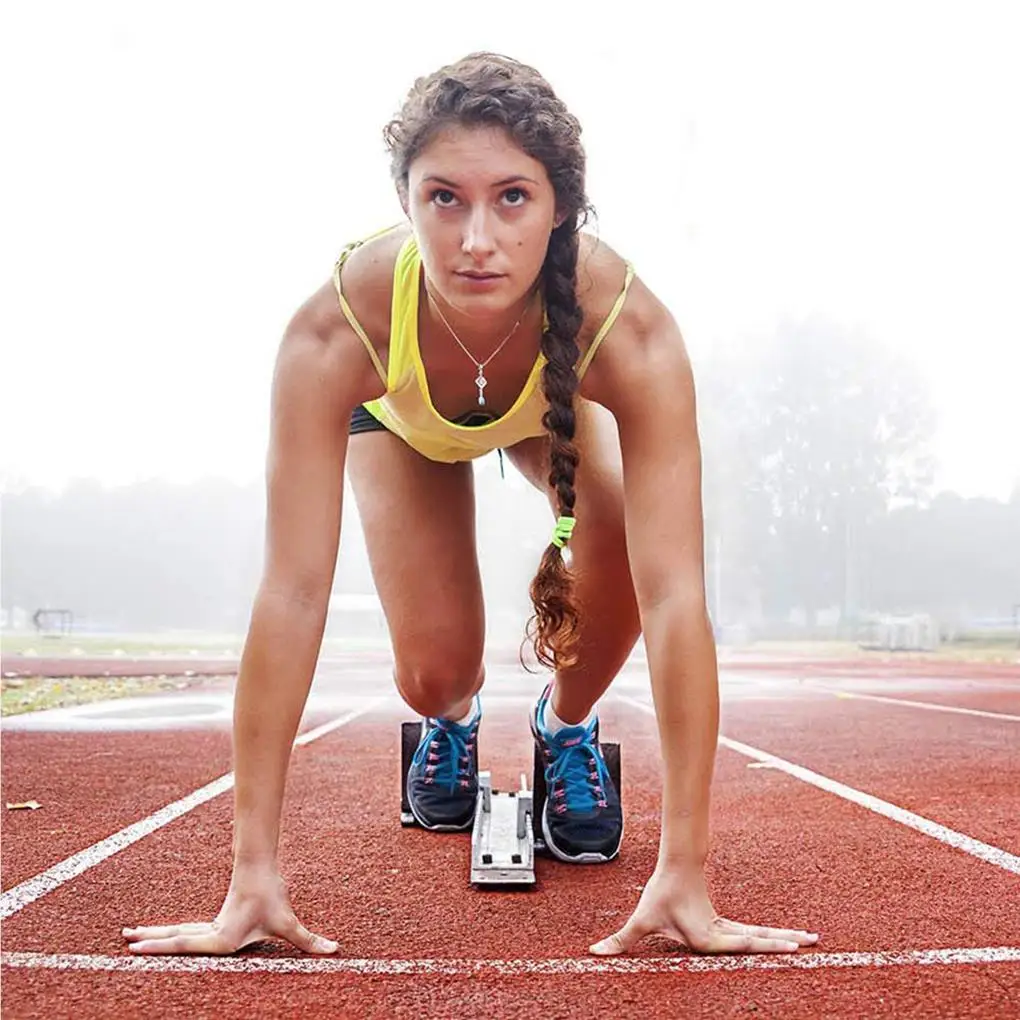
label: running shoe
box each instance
[406,696,481,831]
[530,683,623,862]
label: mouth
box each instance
[456,271,504,280]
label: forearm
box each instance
[642,595,719,865]
[231,588,329,866]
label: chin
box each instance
[448,278,521,314]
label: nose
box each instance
[461,207,497,261]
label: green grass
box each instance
[1,674,231,716]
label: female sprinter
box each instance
[122,52,819,958]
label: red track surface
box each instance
[2,664,1019,1018]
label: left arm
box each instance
[588,278,718,866]
[583,274,819,956]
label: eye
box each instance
[430,189,458,207]
[502,187,529,207]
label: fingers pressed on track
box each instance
[696,931,803,954]
[122,923,215,942]
[127,933,232,955]
[718,919,819,945]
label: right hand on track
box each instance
[122,865,338,955]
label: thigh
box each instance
[346,430,485,678]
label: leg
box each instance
[505,399,642,724]
[346,429,484,720]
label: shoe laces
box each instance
[544,724,610,814]
[413,718,476,791]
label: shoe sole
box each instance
[541,807,623,863]
[407,775,476,832]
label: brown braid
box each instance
[383,52,593,671]
[524,221,585,669]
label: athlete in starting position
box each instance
[122,52,819,957]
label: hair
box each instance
[384,52,591,671]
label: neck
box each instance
[422,277,542,356]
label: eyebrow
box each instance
[422,174,540,188]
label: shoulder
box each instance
[335,223,412,342]
[574,234,690,408]
[279,233,410,409]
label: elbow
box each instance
[638,580,709,626]
[257,575,332,614]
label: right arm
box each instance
[233,322,354,868]
[123,293,378,955]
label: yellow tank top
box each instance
[332,228,635,463]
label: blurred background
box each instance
[3,1,1018,655]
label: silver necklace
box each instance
[425,287,528,407]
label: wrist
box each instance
[232,844,280,872]
[658,813,709,868]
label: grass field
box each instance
[1,673,232,716]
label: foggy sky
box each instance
[3,1,1018,502]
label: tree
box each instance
[698,316,936,631]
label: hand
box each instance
[122,864,338,955]
[590,862,819,956]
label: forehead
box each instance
[409,123,549,183]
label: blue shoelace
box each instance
[412,719,476,790]
[545,727,611,813]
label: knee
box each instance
[394,655,485,719]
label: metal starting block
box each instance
[470,771,535,886]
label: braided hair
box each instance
[384,52,592,670]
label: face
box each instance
[403,123,562,319]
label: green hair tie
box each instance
[551,515,576,549]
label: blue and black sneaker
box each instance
[530,683,623,863]
[406,696,481,831]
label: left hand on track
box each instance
[589,862,819,955]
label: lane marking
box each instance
[616,695,1020,876]
[0,698,389,921]
[2,946,1019,975]
[831,690,1020,722]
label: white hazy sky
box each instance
[3,1,1018,500]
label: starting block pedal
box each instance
[469,772,535,886]
[399,721,421,827]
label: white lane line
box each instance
[2,946,1019,975]
[830,691,1020,722]
[0,698,389,921]
[615,695,1020,876]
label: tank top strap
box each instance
[389,234,422,386]
[576,261,636,378]
[331,225,403,388]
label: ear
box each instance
[396,183,410,219]
[553,208,570,230]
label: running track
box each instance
[2,657,1019,1018]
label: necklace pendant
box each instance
[476,365,488,406]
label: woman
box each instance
[122,52,818,957]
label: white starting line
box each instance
[615,695,1020,876]
[2,946,1019,976]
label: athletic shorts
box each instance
[347,405,508,476]
[349,404,389,435]
[348,405,500,434]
